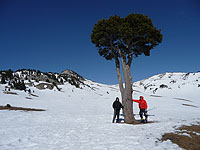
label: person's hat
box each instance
[140,96,144,100]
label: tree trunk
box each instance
[115,56,135,123]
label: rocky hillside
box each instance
[0,69,86,91]
[1,69,199,99]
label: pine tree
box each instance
[6,69,13,80]
[1,75,6,84]
[91,13,163,123]
[37,70,41,76]
[60,78,64,84]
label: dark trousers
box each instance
[139,109,147,120]
[112,109,120,123]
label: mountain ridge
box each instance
[0,69,200,94]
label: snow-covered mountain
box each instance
[0,70,199,150]
[133,72,200,100]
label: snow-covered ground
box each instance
[0,72,200,150]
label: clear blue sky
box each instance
[0,0,199,84]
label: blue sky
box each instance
[0,0,199,84]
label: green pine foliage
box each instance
[13,80,26,91]
[91,13,163,60]
[1,75,6,84]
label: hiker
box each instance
[132,96,148,122]
[112,97,123,123]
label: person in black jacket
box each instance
[112,97,123,123]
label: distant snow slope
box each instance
[134,72,200,99]
[0,72,199,150]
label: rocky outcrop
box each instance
[61,70,85,81]
[0,69,87,90]
[35,83,54,90]
[61,70,85,88]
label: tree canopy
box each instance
[91,13,163,62]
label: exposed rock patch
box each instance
[161,124,200,150]
[35,83,54,90]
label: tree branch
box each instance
[110,41,125,93]
[114,56,124,93]
[127,50,133,67]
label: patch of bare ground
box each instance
[150,95,163,97]
[119,120,155,125]
[182,103,198,108]
[161,124,200,150]
[25,97,32,99]
[0,105,45,111]
[29,93,39,97]
[128,120,155,125]
[174,98,192,102]
[3,91,18,95]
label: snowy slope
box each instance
[0,72,200,150]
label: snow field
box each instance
[0,77,200,150]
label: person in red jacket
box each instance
[132,96,148,122]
